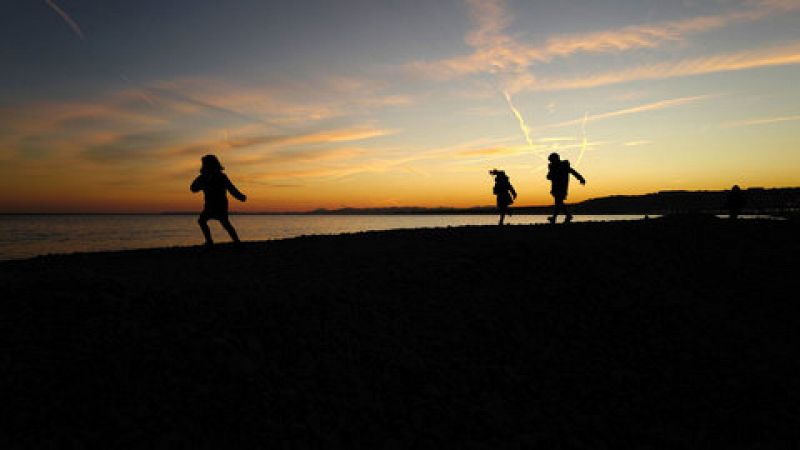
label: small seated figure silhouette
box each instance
[726,184,745,220]
[190,154,247,246]
[490,169,517,225]
[546,152,585,224]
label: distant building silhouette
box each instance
[490,169,517,225]
[546,153,585,224]
[190,154,247,245]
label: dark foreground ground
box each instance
[2,216,799,448]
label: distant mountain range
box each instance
[232,187,800,216]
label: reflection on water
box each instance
[0,214,647,261]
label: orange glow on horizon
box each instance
[2,0,799,213]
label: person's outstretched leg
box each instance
[219,215,241,243]
[563,202,573,223]
[198,213,213,245]
[553,196,571,223]
[549,197,561,224]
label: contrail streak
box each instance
[541,95,713,130]
[723,114,800,127]
[45,0,85,41]
[503,90,547,161]
[146,86,275,126]
[503,91,532,147]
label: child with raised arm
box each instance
[546,152,585,224]
[190,154,247,246]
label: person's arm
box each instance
[225,175,247,202]
[510,184,517,199]
[570,167,586,185]
[190,175,204,192]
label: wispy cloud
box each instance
[455,140,603,160]
[624,140,653,147]
[530,3,796,61]
[261,136,523,182]
[722,114,800,127]
[520,42,800,92]
[81,131,179,162]
[539,137,576,142]
[45,0,85,41]
[0,74,406,164]
[458,146,518,157]
[407,0,800,92]
[147,77,413,126]
[201,126,391,149]
[233,147,366,167]
[542,95,714,129]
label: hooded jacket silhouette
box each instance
[493,172,517,208]
[547,158,584,200]
[546,153,585,224]
[190,155,246,245]
[490,169,517,225]
[191,160,246,217]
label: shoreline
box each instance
[0,214,650,262]
[3,217,798,446]
[0,214,784,263]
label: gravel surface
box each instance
[2,217,798,448]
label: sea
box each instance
[0,214,648,261]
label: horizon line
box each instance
[0,185,794,215]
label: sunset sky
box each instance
[1,0,799,212]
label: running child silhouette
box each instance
[490,169,517,225]
[190,155,247,245]
[546,152,585,224]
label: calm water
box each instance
[0,214,646,261]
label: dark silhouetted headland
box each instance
[144,187,800,217]
[2,218,798,447]
[297,187,799,216]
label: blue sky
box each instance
[1,0,799,212]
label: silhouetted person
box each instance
[190,154,247,246]
[546,152,585,224]
[490,169,517,225]
[726,185,745,220]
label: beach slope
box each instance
[2,217,798,447]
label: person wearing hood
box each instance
[190,154,247,246]
[490,169,517,225]
[546,152,585,224]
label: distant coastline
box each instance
[1,187,798,216]
[178,186,800,216]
